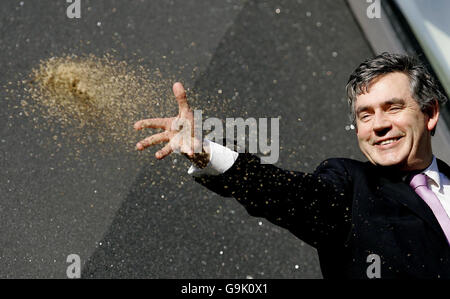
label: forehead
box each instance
[355,72,413,107]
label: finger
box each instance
[134,118,170,130]
[136,131,171,150]
[156,143,173,159]
[173,82,190,113]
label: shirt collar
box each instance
[423,156,441,189]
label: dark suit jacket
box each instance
[194,153,450,279]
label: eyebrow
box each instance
[356,97,405,115]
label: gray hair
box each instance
[346,52,448,130]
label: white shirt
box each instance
[188,139,239,176]
[188,141,450,217]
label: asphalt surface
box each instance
[0,0,372,278]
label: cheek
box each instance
[393,112,422,131]
[356,126,370,143]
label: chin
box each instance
[370,153,408,168]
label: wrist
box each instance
[188,139,211,169]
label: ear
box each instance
[426,100,440,133]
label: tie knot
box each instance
[409,173,428,189]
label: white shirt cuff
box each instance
[188,139,239,177]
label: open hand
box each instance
[134,82,209,166]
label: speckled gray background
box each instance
[0,0,371,278]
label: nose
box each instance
[372,112,392,136]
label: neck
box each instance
[405,153,434,172]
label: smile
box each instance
[374,136,403,148]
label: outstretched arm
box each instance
[134,83,353,248]
[195,154,353,248]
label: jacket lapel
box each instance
[437,159,450,179]
[376,169,446,239]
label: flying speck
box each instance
[306,11,312,17]
[275,8,281,14]
[19,1,24,6]
[97,22,102,27]
[295,265,300,269]
[332,51,338,58]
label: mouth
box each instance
[373,136,404,149]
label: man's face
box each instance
[355,72,439,171]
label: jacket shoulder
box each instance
[315,157,369,175]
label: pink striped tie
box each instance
[409,173,450,246]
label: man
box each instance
[134,53,450,278]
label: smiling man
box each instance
[351,64,440,172]
[134,53,450,279]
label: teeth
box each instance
[380,138,397,145]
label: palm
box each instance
[134,82,196,159]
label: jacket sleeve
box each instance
[194,153,354,248]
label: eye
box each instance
[389,105,402,112]
[359,114,371,121]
